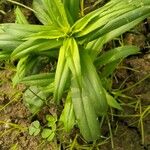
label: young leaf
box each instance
[59,93,75,132]
[46,115,57,130]
[41,128,55,141]
[65,38,82,86]
[105,90,122,110]
[15,7,28,24]
[29,121,41,136]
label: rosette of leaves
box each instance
[0,0,150,141]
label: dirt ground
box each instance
[0,0,150,150]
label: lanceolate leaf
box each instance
[0,23,56,39]
[33,0,70,32]
[71,79,100,141]
[95,46,140,67]
[54,43,70,103]
[0,33,22,51]
[21,73,55,87]
[26,30,66,40]
[63,0,80,22]
[65,38,82,86]
[81,51,108,116]
[75,6,135,37]
[11,39,62,59]
[73,0,150,42]
[12,55,46,85]
[105,90,122,110]
[33,0,53,25]
[86,8,150,42]
[71,0,117,33]
[15,7,29,24]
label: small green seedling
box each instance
[41,128,55,142]
[46,115,57,130]
[29,120,41,136]
[41,115,57,141]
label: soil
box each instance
[0,0,150,150]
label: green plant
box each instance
[29,115,57,141]
[41,115,57,141]
[29,120,41,136]
[0,0,150,141]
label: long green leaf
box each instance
[0,33,22,51]
[54,43,70,103]
[73,0,150,35]
[71,79,100,141]
[81,51,108,116]
[15,7,28,24]
[33,0,70,31]
[11,39,62,59]
[20,73,55,87]
[12,55,46,85]
[72,0,118,33]
[25,30,66,40]
[0,23,56,39]
[95,45,140,67]
[63,0,80,22]
[65,38,81,86]
[33,0,53,25]
[86,7,150,41]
